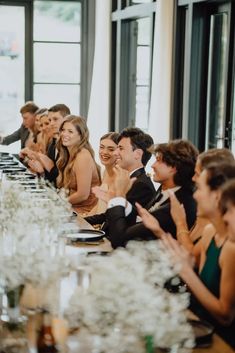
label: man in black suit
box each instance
[27,104,70,183]
[105,139,198,248]
[85,127,156,228]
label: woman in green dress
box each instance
[162,162,235,348]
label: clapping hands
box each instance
[169,190,187,227]
[161,233,195,273]
[92,165,136,203]
[135,202,165,238]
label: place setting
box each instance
[64,229,106,245]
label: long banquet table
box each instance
[0,148,234,353]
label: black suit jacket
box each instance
[85,167,156,227]
[106,186,197,248]
[44,138,59,184]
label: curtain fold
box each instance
[148,0,175,143]
[87,0,111,160]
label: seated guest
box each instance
[34,110,52,153]
[20,111,52,165]
[88,132,119,215]
[170,148,235,252]
[103,139,198,248]
[33,108,48,144]
[19,109,50,162]
[221,179,235,239]
[85,127,156,227]
[35,108,47,131]
[25,104,70,183]
[162,162,235,348]
[20,107,47,151]
[0,101,39,149]
[56,115,101,215]
[139,148,235,254]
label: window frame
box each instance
[173,0,235,151]
[111,1,156,131]
[0,0,94,116]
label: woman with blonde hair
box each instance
[19,109,52,163]
[56,115,101,215]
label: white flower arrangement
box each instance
[66,241,194,353]
[0,180,74,289]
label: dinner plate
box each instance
[3,167,26,173]
[0,161,18,166]
[61,222,80,232]
[22,184,39,189]
[19,183,39,189]
[27,188,47,193]
[65,229,105,242]
[0,155,12,161]
[7,173,36,180]
[0,152,10,157]
[189,319,214,347]
[0,165,18,170]
[87,251,110,256]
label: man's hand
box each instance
[92,186,115,203]
[161,234,195,272]
[19,147,38,161]
[169,190,187,228]
[113,165,136,197]
[136,202,165,237]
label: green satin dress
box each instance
[191,237,235,348]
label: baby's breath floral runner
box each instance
[0,180,74,289]
[66,241,194,353]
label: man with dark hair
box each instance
[27,103,70,183]
[47,104,71,161]
[0,101,39,148]
[105,139,198,248]
[116,127,153,167]
[85,127,156,227]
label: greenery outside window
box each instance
[33,1,81,113]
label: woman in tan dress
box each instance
[56,115,101,215]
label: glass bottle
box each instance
[37,310,58,353]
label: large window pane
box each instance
[34,1,81,42]
[137,17,151,45]
[136,46,151,86]
[34,84,80,114]
[135,86,149,130]
[135,17,151,129]
[34,43,80,83]
[0,6,25,137]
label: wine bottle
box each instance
[37,310,58,353]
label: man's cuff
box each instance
[107,197,132,216]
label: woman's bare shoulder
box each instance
[200,223,216,249]
[75,148,93,162]
[221,240,235,259]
